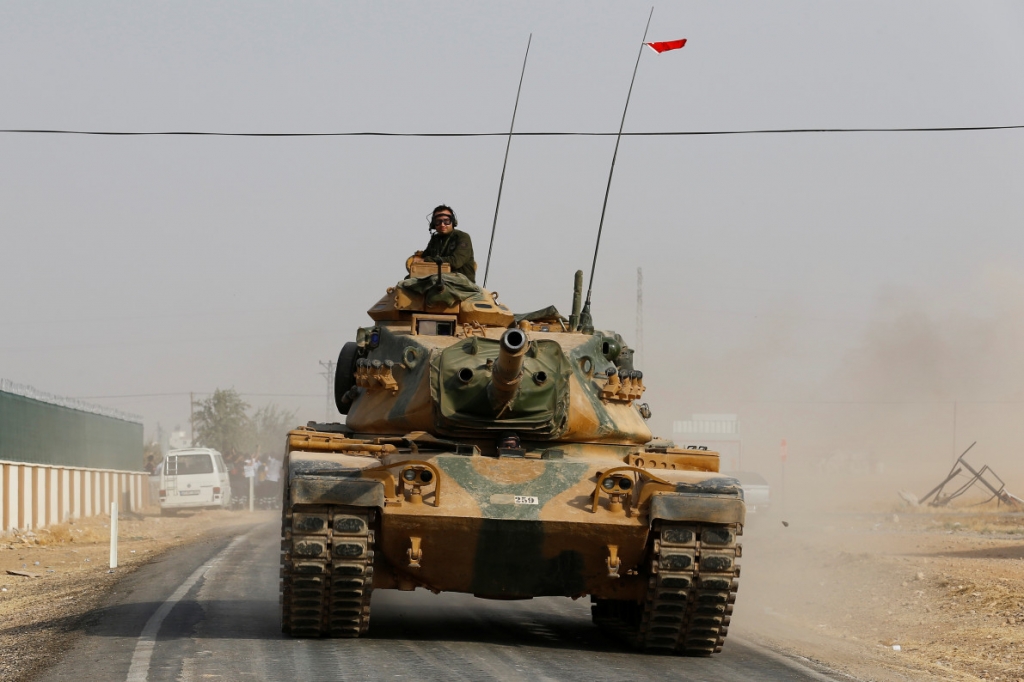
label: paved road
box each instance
[35,520,844,682]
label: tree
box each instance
[191,389,296,462]
[192,389,251,460]
[250,403,296,457]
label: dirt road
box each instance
[5,504,1022,681]
[29,519,841,682]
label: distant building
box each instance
[168,428,190,450]
[0,379,146,530]
[672,414,742,470]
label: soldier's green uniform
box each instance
[423,229,476,282]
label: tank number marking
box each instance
[489,494,540,505]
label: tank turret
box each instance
[340,269,652,444]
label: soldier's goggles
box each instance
[431,216,453,226]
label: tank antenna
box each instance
[579,8,654,332]
[636,266,644,368]
[483,33,532,289]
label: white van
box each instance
[159,448,231,515]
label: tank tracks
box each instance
[280,505,375,637]
[592,522,741,656]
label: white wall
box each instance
[0,460,147,532]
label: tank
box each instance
[279,262,745,656]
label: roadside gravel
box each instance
[735,508,1024,682]
[0,509,274,682]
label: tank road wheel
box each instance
[280,505,376,637]
[592,522,741,656]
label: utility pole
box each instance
[319,360,336,422]
[189,392,194,446]
[636,267,644,369]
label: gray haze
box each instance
[3,2,1024,489]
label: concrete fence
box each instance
[0,459,149,533]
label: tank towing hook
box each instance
[408,536,423,568]
[606,545,621,578]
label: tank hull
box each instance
[281,429,744,654]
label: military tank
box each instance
[279,260,745,655]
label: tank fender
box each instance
[290,474,385,508]
[647,476,746,526]
[287,450,388,507]
[648,493,746,526]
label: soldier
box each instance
[420,205,476,282]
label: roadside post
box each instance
[244,459,255,512]
[109,501,118,569]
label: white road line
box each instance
[125,534,249,682]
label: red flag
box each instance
[646,39,687,53]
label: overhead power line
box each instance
[75,392,322,399]
[1,124,1023,137]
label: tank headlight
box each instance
[601,474,633,493]
[595,472,636,514]
[401,466,435,486]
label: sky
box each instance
[2,1,1024,484]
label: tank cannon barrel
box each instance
[489,328,529,407]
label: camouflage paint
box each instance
[437,456,590,520]
[431,337,570,436]
[470,519,587,597]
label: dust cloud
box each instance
[643,265,1024,514]
[642,268,1024,680]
